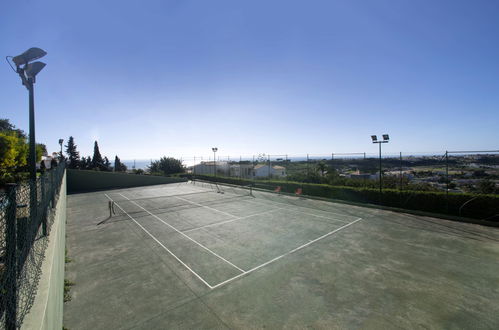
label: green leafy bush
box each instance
[192,174,499,221]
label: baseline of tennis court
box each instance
[103,182,364,289]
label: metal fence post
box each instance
[41,173,47,236]
[399,152,403,191]
[268,155,271,181]
[285,154,288,182]
[252,155,256,187]
[5,183,18,330]
[306,154,309,177]
[51,169,56,208]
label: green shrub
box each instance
[192,174,499,221]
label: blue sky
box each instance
[1,0,498,160]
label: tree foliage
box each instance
[0,119,29,180]
[114,156,127,172]
[148,157,185,175]
[65,136,80,169]
[91,141,104,170]
[103,156,112,171]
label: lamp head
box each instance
[382,134,389,141]
[12,47,47,67]
[25,61,46,79]
[212,147,218,152]
[59,139,64,145]
[371,135,378,142]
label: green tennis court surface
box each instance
[64,182,499,329]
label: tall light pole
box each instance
[212,147,218,177]
[8,47,47,226]
[59,139,64,161]
[371,134,390,196]
[8,48,47,181]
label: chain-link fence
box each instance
[0,161,65,329]
[181,151,499,221]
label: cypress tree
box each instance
[91,141,103,169]
[65,136,80,169]
[114,155,127,172]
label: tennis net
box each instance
[108,183,253,217]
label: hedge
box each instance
[191,174,499,222]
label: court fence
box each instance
[181,151,499,223]
[0,162,66,329]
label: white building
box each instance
[192,162,287,179]
[37,155,57,169]
[229,164,254,178]
[193,161,230,176]
[253,165,287,178]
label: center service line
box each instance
[174,195,240,219]
[182,207,287,233]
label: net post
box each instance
[108,201,114,217]
[5,183,18,330]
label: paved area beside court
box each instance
[64,182,499,329]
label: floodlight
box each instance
[371,135,378,142]
[383,134,389,141]
[212,147,218,152]
[59,139,64,145]
[25,61,46,78]
[12,47,47,67]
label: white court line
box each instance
[118,193,246,273]
[239,197,353,223]
[182,207,287,233]
[286,208,350,223]
[210,217,364,289]
[174,195,240,219]
[108,192,364,290]
[104,194,214,289]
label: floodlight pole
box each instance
[371,135,389,196]
[14,69,37,183]
[9,47,47,231]
[445,151,449,212]
[378,142,382,195]
[212,148,218,178]
[17,70,38,222]
[27,78,36,183]
[59,139,64,161]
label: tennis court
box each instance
[64,181,499,329]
